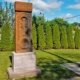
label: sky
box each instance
[0,0,80,23]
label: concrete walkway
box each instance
[62,63,80,75]
[62,63,80,80]
[68,77,80,80]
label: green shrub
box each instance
[1,23,12,51]
[38,23,46,50]
[75,27,80,49]
[45,22,53,49]
[32,24,37,49]
[53,24,61,49]
[67,26,75,49]
[60,26,68,49]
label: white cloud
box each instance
[4,0,28,2]
[4,0,63,14]
[68,3,80,9]
[60,13,73,19]
[64,13,73,18]
[31,0,63,14]
[32,0,63,11]
[60,13,80,23]
[33,8,41,14]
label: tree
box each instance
[0,2,3,28]
[32,15,46,49]
[45,22,53,49]
[53,24,61,49]
[38,23,46,50]
[0,2,15,51]
[67,25,75,49]
[52,18,68,27]
[1,22,12,51]
[75,27,80,49]
[72,22,80,27]
[32,24,37,49]
[60,26,68,49]
[32,15,37,25]
[0,28,1,50]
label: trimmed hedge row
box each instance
[0,19,80,51]
[32,22,80,50]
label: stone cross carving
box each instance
[7,2,40,79]
[15,2,33,53]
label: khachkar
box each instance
[8,2,40,79]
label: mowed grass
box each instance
[0,49,80,80]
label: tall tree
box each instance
[53,24,61,49]
[32,15,37,25]
[67,25,75,49]
[38,23,46,50]
[75,27,80,49]
[32,24,37,49]
[1,22,12,51]
[0,2,3,28]
[60,26,68,49]
[45,22,53,49]
[0,28,1,50]
[0,2,14,51]
[52,18,68,27]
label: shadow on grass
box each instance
[18,58,76,80]
[16,50,77,80]
[35,50,77,80]
[36,58,76,80]
[42,50,75,63]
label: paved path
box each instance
[62,63,80,75]
[68,77,80,80]
[62,63,80,80]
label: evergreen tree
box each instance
[67,25,75,49]
[75,27,80,49]
[45,22,53,49]
[53,24,61,49]
[38,23,46,50]
[11,28,14,51]
[0,28,1,50]
[32,24,37,49]
[60,26,68,48]
[32,15,37,25]
[1,22,12,51]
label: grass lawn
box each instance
[0,49,80,80]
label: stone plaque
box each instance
[15,2,33,53]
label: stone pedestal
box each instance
[7,52,40,79]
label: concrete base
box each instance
[7,52,40,79]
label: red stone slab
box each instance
[15,2,33,53]
[15,2,32,12]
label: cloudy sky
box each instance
[0,0,80,23]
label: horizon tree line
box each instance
[0,2,80,50]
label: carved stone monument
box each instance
[7,2,40,79]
